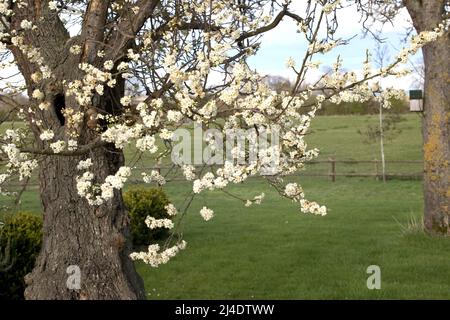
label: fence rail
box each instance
[4,159,423,188]
[308,159,423,181]
[133,159,423,182]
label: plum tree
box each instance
[0,0,446,299]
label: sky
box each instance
[0,3,423,93]
[247,3,423,90]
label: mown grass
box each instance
[135,178,450,300]
[308,114,422,161]
[3,114,449,299]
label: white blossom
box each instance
[182,165,196,181]
[117,62,128,72]
[286,57,296,68]
[68,140,78,151]
[39,130,54,141]
[142,170,166,185]
[165,203,178,216]
[50,140,66,153]
[20,20,33,30]
[120,96,132,106]
[70,45,82,55]
[38,102,50,110]
[48,1,58,10]
[77,158,93,170]
[284,183,304,198]
[145,216,174,230]
[200,206,214,221]
[136,135,157,153]
[130,241,187,267]
[104,60,114,70]
[300,199,327,216]
[32,89,44,100]
[167,110,183,123]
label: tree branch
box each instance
[235,6,290,43]
[20,138,108,156]
[81,0,111,62]
[106,0,159,61]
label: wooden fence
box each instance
[304,159,423,181]
[131,159,423,183]
[4,159,423,189]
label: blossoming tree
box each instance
[0,0,447,299]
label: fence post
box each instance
[374,159,379,181]
[329,158,336,182]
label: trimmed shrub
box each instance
[123,187,172,247]
[0,212,43,300]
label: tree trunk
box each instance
[379,103,386,183]
[24,146,146,299]
[405,0,450,235]
[6,0,149,299]
[421,37,450,235]
[19,54,146,299]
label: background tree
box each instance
[0,0,445,300]
[356,0,449,234]
[409,0,450,235]
[374,43,390,182]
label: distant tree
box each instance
[374,43,390,182]
[264,75,293,93]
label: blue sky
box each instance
[0,4,423,92]
[250,32,407,73]
[247,4,423,90]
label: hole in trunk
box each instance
[53,94,66,126]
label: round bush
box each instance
[123,187,172,247]
[0,212,42,300]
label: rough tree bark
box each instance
[24,146,146,300]
[405,0,450,235]
[8,1,147,299]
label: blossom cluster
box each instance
[142,170,166,185]
[200,206,214,221]
[284,183,326,216]
[1,143,38,181]
[165,203,178,216]
[145,216,174,230]
[76,166,131,205]
[129,241,187,267]
[0,1,448,267]
[245,193,265,207]
[67,63,116,107]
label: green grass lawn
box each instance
[135,178,450,300]
[123,113,424,178]
[308,114,423,161]
[3,114,449,299]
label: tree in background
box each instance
[374,44,390,182]
[0,0,446,299]
[356,0,449,234]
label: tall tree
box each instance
[356,0,449,234]
[0,0,445,299]
[404,0,449,235]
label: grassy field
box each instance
[137,178,450,299]
[308,113,422,161]
[3,114,450,299]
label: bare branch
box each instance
[106,0,159,61]
[81,0,111,62]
